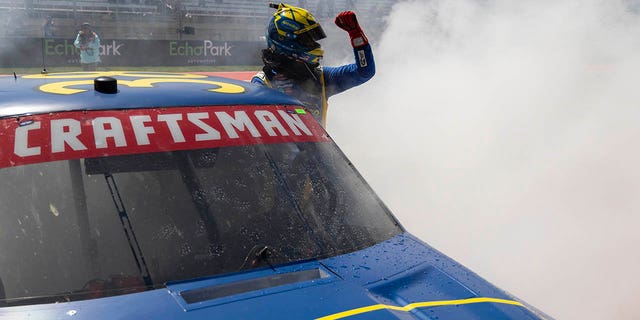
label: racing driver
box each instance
[252,3,375,127]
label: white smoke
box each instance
[328,0,640,319]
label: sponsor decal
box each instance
[169,40,233,57]
[0,106,328,169]
[44,39,78,56]
[23,71,245,95]
[100,40,124,56]
[43,39,125,56]
[357,49,367,68]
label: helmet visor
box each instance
[296,25,326,49]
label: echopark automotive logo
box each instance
[43,39,124,56]
[169,40,233,57]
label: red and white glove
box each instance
[334,11,369,48]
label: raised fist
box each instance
[334,11,368,48]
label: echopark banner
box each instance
[0,38,263,67]
[0,106,329,169]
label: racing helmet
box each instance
[266,3,326,65]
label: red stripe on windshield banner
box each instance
[0,105,329,169]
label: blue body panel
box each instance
[0,233,546,320]
[0,72,550,320]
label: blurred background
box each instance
[3,0,640,319]
[0,0,393,70]
[329,1,640,320]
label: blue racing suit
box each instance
[252,44,375,127]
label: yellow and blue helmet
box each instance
[266,3,326,65]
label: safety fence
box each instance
[0,0,397,19]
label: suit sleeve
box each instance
[323,43,375,97]
[73,34,81,48]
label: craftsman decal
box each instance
[0,105,328,169]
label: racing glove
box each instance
[334,11,369,48]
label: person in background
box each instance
[74,22,101,71]
[43,16,56,38]
[252,3,375,127]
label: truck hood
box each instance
[0,234,548,320]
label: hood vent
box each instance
[180,268,326,304]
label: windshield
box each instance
[0,107,401,307]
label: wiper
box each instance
[1,293,72,307]
[1,281,160,308]
[104,173,154,289]
[1,287,102,307]
[238,245,275,271]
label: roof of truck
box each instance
[0,71,300,118]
